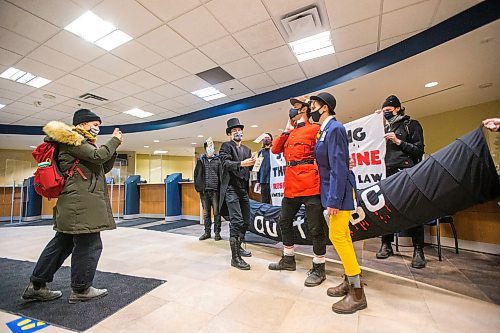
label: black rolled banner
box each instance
[247,127,499,244]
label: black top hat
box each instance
[226,118,244,135]
[310,92,336,115]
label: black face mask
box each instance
[384,112,395,120]
[289,108,299,119]
[309,107,323,122]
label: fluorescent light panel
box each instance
[289,31,335,62]
[123,108,154,118]
[425,81,438,88]
[0,67,51,88]
[0,104,5,109]
[64,11,132,51]
[154,150,168,154]
[191,87,226,101]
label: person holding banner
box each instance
[268,97,329,288]
[375,95,426,269]
[311,92,367,314]
[256,133,273,204]
[219,118,256,270]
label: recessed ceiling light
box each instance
[29,145,37,149]
[191,142,197,145]
[123,108,154,118]
[191,87,226,101]
[144,145,150,148]
[0,104,5,109]
[153,140,160,143]
[251,125,258,128]
[424,81,438,88]
[289,31,335,62]
[153,150,168,154]
[197,135,204,138]
[0,67,51,88]
[64,11,132,50]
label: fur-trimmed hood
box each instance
[43,121,84,146]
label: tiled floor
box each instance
[0,224,499,332]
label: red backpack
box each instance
[32,142,86,198]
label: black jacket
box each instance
[385,115,425,169]
[194,154,222,193]
[218,140,252,210]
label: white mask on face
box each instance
[232,130,243,142]
[206,147,215,156]
[89,126,100,136]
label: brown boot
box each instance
[331,284,367,314]
[327,275,349,297]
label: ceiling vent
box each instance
[276,1,330,42]
[79,93,108,102]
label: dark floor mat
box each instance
[143,220,199,231]
[0,220,54,227]
[0,257,165,332]
[116,218,164,228]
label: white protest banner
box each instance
[345,113,386,189]
[269,152,286,206]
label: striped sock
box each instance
[313,255,326,264]
[283,245,295,256]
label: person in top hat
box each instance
[23,108,123,304]
[375,95,426,268]
[219,118,256,270]
[256,132,273,204]
[267,96,330,288]
[311,92,367,314]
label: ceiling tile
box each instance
[93,0,163,37]
[0,87,25,100]
[0,1,59,42]
[432,0,482,25]
[151,83,186,99]
[380,30,422,50]
[299,53,339,78]
[137,0,202,22]
[70,0,102,9]
[383,0,426,13]
[229,90,255,100]
[332,17,379,52]
[40,82,81,99]
[172,93,205,106]
[156,98,185,110]
[253,45,297,71]
[15,58,65,81]
[28,46,84,72]
[117,96,149,108]
[32,109,71,121]
[147,61,190,82]
[19,89,70,107]
[240,73,275,90]
[90,54,140,76]
[207,96,232,106]
[72,64,118,85]
[262,0,316,16]
[206,0,270,33]
[106,79,145,95]
[92,106,121,117]
[0,78,36,96]
[112,40,164,68]
[124,71,165,89]
[89,86,127,101]
[253,84,279,94]
[0,49,22,67]
[0,27,38,55]
[336,43,377,67]
[135,90,167,104]
[267,64,305,84]
[140,104,173,115]
[8,0,84,28]
[233,20,285,54]
[199,36,248,65]
[221,57,264,79]
[45,30,105,63]
[171,75,211,92]
[12,116,47,126]
[213,80,250,96]
[326,0,381,29]
[381,0,439,39]
[0,111,26,124]
[170,49,217,74]
[138,25,193,59]
[56,74,99,92]
[168,6,228,46]
[4,101,39,115]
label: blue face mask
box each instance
[206,147,215,156]
[289,108,299,119]
[383,112,395,120]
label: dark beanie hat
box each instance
[382,95,401,108]
[73,108,101,126]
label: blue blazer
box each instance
[314,118,356,210]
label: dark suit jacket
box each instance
[314,117,356,210]
[218,140,252,210]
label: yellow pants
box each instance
[329,211,361,276]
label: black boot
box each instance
[268,255,296,271]
[239,235,252,257]
[214,232,222,241]
[199,232,211,241]
[411,245,426,269]
[304,262,326,287]
[376,242,394,259]
[230,237,250,270]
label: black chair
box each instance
[394,216,459,261]
[427,216,459,261]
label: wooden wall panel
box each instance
[181,183,200,216]
[0,187,21,217]
[140,184,165,215]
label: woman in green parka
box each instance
[23,108,123,304]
